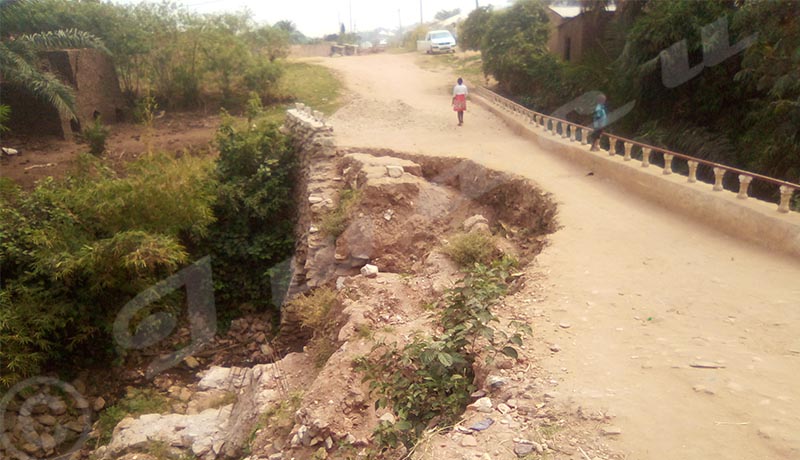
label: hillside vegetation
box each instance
[461,0,799,199]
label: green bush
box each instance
[481,0,550,93]
[83,117,110,156]
[458,6,493,51]
[203,116,296,314]
[442,231,498,267]
[0,153,215,387]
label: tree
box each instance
[481,0,551,94]
[458,6,493,51]
[205,117,296,313]
[435,8,461,21]
[732,0,800,183]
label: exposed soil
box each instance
[312,52,800,460]
[0,111,221,188]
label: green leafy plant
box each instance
[355,258,529,451]
[203,116,296,315]
[83,116,110,156]
[245,91,264,123]
[0,104,10,133]
[0,153,215,387]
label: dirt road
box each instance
[314,52,800,459]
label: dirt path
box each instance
[313,52,800,459]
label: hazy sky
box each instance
[111,0,511,37]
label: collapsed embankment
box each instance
[96,106,568,460]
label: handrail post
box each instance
[687,161,699,183]
[642,148,652,167]
[550,119,556,135]
[569,125,576,142]
[713,167,726,191]
[737,175,752,199]
[623,142,632,161]
[580,128,589,145]
[607,137,615,156]
[561,122,569,139]
[778,186,794,213]
[663,154,674,175]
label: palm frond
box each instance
[16,29,110,55]
[25,70,77,118]
[0,41,76,118]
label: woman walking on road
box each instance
[452,77,468,126]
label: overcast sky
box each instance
[111,0,511,37]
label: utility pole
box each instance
[349,0,353,35]
[398,9,402,30]
[419,0,423,24]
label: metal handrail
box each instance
[471,85,798,213]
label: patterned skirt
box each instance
[453,94,467,112]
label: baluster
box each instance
[641,148,652,167]
[687,161,699,183]
[623,142,632,161]
[737,175,752,199]
[562,124,570,139]
[550,120,557,135]
[778,186,794,213]
[663,154,674,175]
[580,128,589,145]
[713,167,725,191]
[607,137,615,156]
[569,125,576,142]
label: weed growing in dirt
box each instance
[293,287,337,331]
[96,388,171,445]
[142,440,198,460]
[355,257,529,453]
[319,189,361,238]
[287,287,342,368]
[355,323,374,340]
[246,91,264,123]
[83,117,110,156]
[134,96,158,154]
[246,391,304,454]
[443,231,499,267]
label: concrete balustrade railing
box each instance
[472,85,799,213]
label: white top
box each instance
[453,84,468,96]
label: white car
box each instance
[417,30,457,54]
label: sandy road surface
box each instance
[313,52,800,459]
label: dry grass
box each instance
[442,231,499,267]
